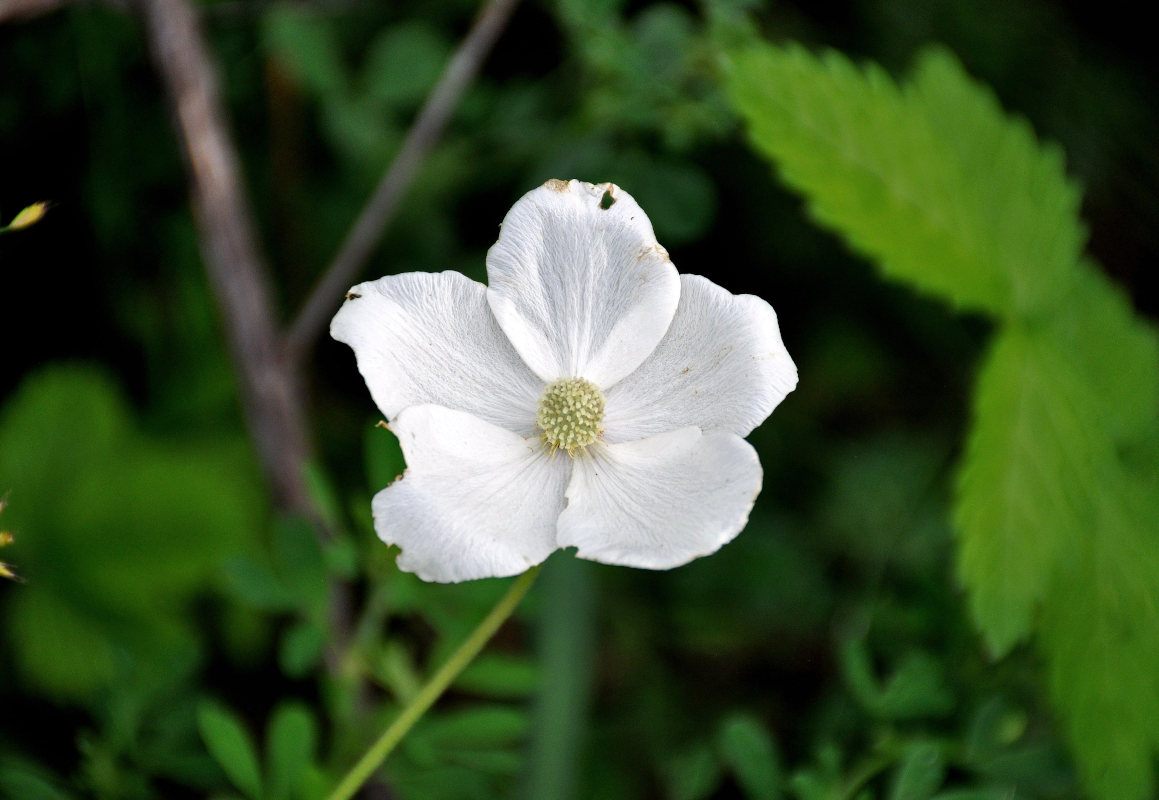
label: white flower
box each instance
[331,179,798,583]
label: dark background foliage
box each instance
[1,1,1156,798]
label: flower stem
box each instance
[325,565,541,800]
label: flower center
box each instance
[536,377,606,457]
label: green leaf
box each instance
[955,283,1159,798]
[841,640,954,720]
[6,588,119,700]
[954,328,1104,655]
[0,366,261,701]
[716,713,783,800]
[266,703,317,800]
[374,639,423,702]
[420,706,529,752]
[889,742,945,800]
[1044,266,1159,440]
[455,653,541,698]
[0,757,78,800]
[198,702,263,800]
[787,745,844,800]
[1037,472,1159,800]
[725,43,1085,316]
[0,365,125,499]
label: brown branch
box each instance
[284,0,522,363]
[133,0,314,518]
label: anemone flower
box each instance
[332,179,797,582]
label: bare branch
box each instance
[284,0,521,362]
[133,0,314,517]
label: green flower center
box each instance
[536,377,606,457]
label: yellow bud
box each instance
[6,201,50,231]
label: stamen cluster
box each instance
[536,377,606,456]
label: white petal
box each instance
[486,180,680,386]
[374,405,570,583]
[557,428,762,570]
[331,271,542,435]
[603,274,798,442]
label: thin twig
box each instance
[133,0,314,518]
[285,0,521,363]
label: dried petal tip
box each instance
[536,377,605,456]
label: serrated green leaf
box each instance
[889,742,945,800]
[725,43,1084,316]
[954,328,1105,655]
[716,713,783,800]
[1044,265,1159,440]
[266,703,317,800]
[197,702,263,800]
[954,275,1159,798]
[1037,472,1159,800]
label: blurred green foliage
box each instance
[2,1,1157,799]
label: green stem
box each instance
[325,565,541,800]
